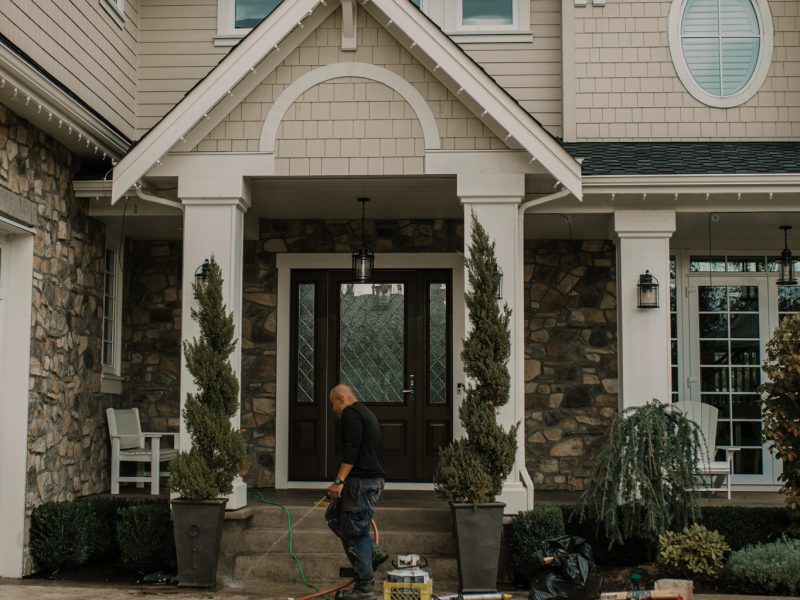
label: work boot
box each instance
[372,544,389,570]
[338,582,376,600]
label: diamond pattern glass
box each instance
[339,283,405,403]
[296,283,315,404]
[429,283,447,404]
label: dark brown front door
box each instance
[289,269,452,482]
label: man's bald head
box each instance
[329,384,357,416]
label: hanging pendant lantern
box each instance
[352,198,374,283]
[778,225,797,286]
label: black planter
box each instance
[171,498,226,587]
[451,502,505,593]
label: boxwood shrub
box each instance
[116,502,176,573]
[30,501,95,573]
[30,497,175,574]
[694,506,791,550]
[510,504,565,584]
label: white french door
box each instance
[687,276,781,485]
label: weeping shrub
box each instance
[578,400,703,545]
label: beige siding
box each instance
[136,1,562,140]
[459,0,563,138]
[138,0,227,135]
[570,0,800,140]
[194,9,508,176]
[1,0,140,138]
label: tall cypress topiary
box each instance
[170,257,245,501]
[433,213,518,504]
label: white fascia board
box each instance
[111,0,322,204]
[0,39,129,158]
[426,150,544,175]
[370,0,582,199]
[73,180,112,198]
[584,173,800,195]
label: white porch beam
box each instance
[614,210,676,409]
[178,177,250,509]
[459,172,533,513]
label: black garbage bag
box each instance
[527,535,602,600]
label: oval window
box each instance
[669,0,773,108]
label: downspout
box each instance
[515,187,576,510]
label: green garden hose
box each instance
[248,490,326,598]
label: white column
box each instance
[178,176,249,509]
[614,210,676,409]
[459,173,532,514]
[0,230,34,578]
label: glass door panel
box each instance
[688,277,775,484]
[339,283,406,404]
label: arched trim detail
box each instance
[259,62,441,152]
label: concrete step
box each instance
[242,527,456,555]
[233,551,458,583]
[247,504,453,532]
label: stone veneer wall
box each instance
[1,104,111,573]
[241,219,463,487]
[524,240,618,491]
[122,240,183,433]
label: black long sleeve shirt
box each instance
[341,402,386,479]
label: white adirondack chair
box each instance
[106,408,179,495]
[672,401,740,499]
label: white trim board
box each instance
[274,252,465,489]
[0,229,34,578]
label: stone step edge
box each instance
[235,551,457,559]
[242,527,454,534]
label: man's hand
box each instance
[326,482,344,499]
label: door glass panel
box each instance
[697,284,763,476]
[727,256,766,272]
[700,313,728,337]
[429,283,448,405]
[699,286,728,311]
[339,283,405,403]
[296,283,315,403]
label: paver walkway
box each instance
[0,581,798,600]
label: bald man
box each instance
[325,384,387,600]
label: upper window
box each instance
[668,0,773,108]
[101,0,125,27]
[460,0,514,29]
[216,0,283,44]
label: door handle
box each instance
[402,374,415,401]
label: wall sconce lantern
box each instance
[495,264,504,300]
[194,259,210,287]
[778,225,797,286]
[352,197,374,283]
[637,270,659,308]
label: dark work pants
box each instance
[325,477,384,588]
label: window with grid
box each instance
[102,247,118,371]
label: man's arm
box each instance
[326,463,353,499]
[326,408,362,499]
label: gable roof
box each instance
[565,142,800,176]
[112,0,582,203]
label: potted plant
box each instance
[169,257,245,587]
[433,213,517,593]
